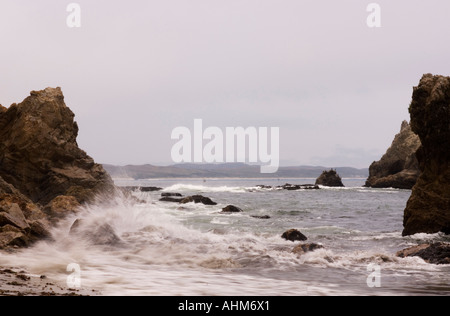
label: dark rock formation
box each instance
[0,203,29,231]
[221,205,243,213]
[123,186,162,192]
[396,243,450,265]
[0,87,115,206]
[69,219,122,246]
[402,74,450,236]
[277,184,319,190]
[161,192,182,197]
[281,229,308,242]
[256,184,319,190]
[0,193,51,249]
[0,87,116,249]
[292,243,324,255]
[43,196,80,222]
[315,169,344,187]
[180,195,217,205]
[159,194,217,205]
[251,215,271,219]
[159,197,184,203]
[365,121,421,189]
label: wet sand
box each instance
[0,267,97,296]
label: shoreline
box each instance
[0,263,97,296]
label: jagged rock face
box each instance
[0,175,51,248]
[0,192,51,249]
[0,87,114,205]
[402,74,450,236]
[365,121,421,189]
[0,87,116,249]
[315,169,344,187]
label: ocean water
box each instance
[1,178,450,296]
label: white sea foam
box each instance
[357,189,400,194]
[162,184,248,193]
[318,186,362,190]
[0,183,448,296]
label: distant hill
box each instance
[103,163,369,179]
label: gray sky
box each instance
[1,0,449,168]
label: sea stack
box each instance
[0,87,115,205]
[315,169,344,187]
[0,87,115,249]
[402,74,450,236]
[365,121,421,189]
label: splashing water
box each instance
[1,179,450,296]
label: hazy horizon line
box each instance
[101,162,370,170]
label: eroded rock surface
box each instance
[402,74,450,236]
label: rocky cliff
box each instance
[402,74,450,236]
[365,121,421,189]
[0,87,115,249]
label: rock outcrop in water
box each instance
[402,74,450,236]
[281,229,308,242]
[221,205,243,213]
[396,243,450,264]
[158,194,218,205]
[0,87,115,249]
[254,184,319,191]
[315,169,344,187]
[278,183,319,190]
[292,243,324,255]
[365,121,421,190]
[70,219,122,246]
[180,195,217,205]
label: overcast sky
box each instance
[1,0,449,168]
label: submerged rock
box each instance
[159,197,184,203]
[365,121,420,189]
[315,169,344,187]
[69,219,122,246]
[402,74,450,236]
[180,195,217,206]
[159,194,217,205]
[396,243,450,265]
[292,243,324,255]
[221,205,243,213]
[251,215,271,219]
[161,192,183,197]
[124,186,162,192]
[256,185,273,189]
[281,229,308,242]
[277,184,319,190]
[89,224,122,246]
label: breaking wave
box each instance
[0,182,448,296]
